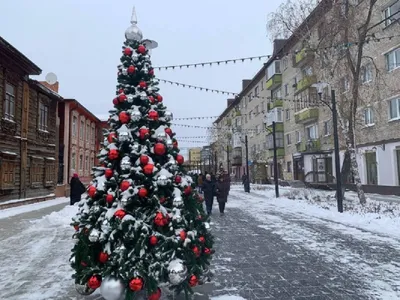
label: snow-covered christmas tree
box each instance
[70,7,214,300]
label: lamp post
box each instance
[245,135,250,193]
[312,82,343,213]
[272,121,280,198]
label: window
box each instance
[341,76,350,92]
[285,109,290,120]
[282,57,288,70]
[261,102,265,112]
[0,158,16,189]
[284,84,289,96]
[255,105,259,115]
[249,92,253,102]
[386,48,400,72]
[267,60,281,79]
[86,124,90,140]
[287,161,292,173]
[295,131,301,143]
[361,63,372,83]
[44,161,55,186]
[256,125,261,134]
[306,124,318,140]
[249,111,252,120]
[324,120,332,136]
[85,155,89,171]
[4,83,15,120]
[79,154,83,170]
[80,120,84,140]
[30,162,43,186]
[72,117,77,136]
[272,88,282,99]
[38,102,49,131]
[254,86,259,97]
[91,127,95,144]
[71,152,76,170]
[267,132,284,148]
[261,80,264,90]
[286,133,292,145]
[245,115,247,123]
[383,2,400,27]
[276,108,283,122]
[364,107,374,125]
[389,98,400,120]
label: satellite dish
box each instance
[45,72,58,85]
[142,39,158,49]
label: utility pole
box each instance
[331,89,343,213]
[272,121,279,198]
[214,151,217,174]
[245,135,250,193]
[226,144,230,174]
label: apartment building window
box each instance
[341,76,350,92]
[267,132,284,148]
[261,101,265,112]
[245,114,248,123]
[386,48,400,72]
[4,83,15,121]
[364,107,374,125]
[306,124,318,140]
[285,109,290,120]
[295,131,301,143]
[71,152,76,170]
[255,105,259,115]
[261,80,264,91]
[276,108,283,122]
[254,86,259,97]
[287,161,292,173]
[389,98,400,120]
[272,88,282,100]
[256,125,261,134]
[361,64,372,83]
[72,116,77,137]
[286,133,292,145]
[249,92,253,102]
[249,111,252,120]
[86,124,90,140]
[91,127,95,144]
[85,155,89,171]
[323,120,332,136]
[80,120,84,140]
[79,154,83,170]
[38,102,49,131]
[284,84,289,96]
[383,2,400,27]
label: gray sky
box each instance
[0,0,283,156]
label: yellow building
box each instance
[188,148,202,165]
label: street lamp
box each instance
[263,113,280,198]
[234,129,250,193]
[312,81,343,213]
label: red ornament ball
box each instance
[138,188,148,198]
[129,277,144,291]
[87,275,101,289]
[120,180,130,191]
[179,230,187,241]
[148,110,159,121]
[192,246,201,257]
[107,132,116,143]
[154,212,166,227]
[175,175,182,184]
[105,168,113,178]
[139,128,149,140]
[105,194,114,204]
[199,236,205,243]
[128,65,135,74]
[98,252,109,263]
[156,95,163,102]
[173,140,178,148]
[119,111,130,124]
[164,128,173,137]
[88,185,96,198]
[204,248,211,255]
[148,288,161,300]
[149,69,154,76]
[108,148,119,160]
[118,88,124,94]
[148,96,155,104]
[149,235,158,246]
[74,225,79,231]
[189,275,198,287]
[139,81,147,88]
[137,45,146,54]
[114,209,126,219]
[113,98,119,105]
[140,155,149,165]
[154,143,166,156]
[184,186,192,195]
[143,164,154,176]
[176,154,184,165]
[198,195,204,203]
[124,47,133,56]
[119,94,127,102]
[159,196,166,204]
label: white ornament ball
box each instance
[118,131,129,142]
[120,156,131,172]
[75,283,96,295]
[131,110,141,122]
[127,94,135,103]
[88,229,100,242]
[100,276,126,300]
[164,111,173,121]
[157,175,168,186]
[167,259,188,285]
[121,197,128,207]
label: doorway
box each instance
[293,157,304,181]
[365,152,378,185]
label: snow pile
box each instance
[211,296,246,300]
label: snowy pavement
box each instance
[1,192,400,299]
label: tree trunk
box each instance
[339,150,351,199]
[349,146,366,205]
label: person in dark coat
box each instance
[216,174,229,216]
[202,174,215,215]
[70,173,86,205]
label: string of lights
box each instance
[152,33,400,71]
[174,116,219,121]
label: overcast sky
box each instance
[0,0,283,156]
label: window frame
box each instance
[286,133,292,145]
[389,98,400,121]
[4,82,16,121]
[38,102,49,132]
[363,107,374,126]
[385,48,400,72]
[323,120,332,136]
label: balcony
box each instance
[266,122,284,132]
[294,48,314,67]
[294,107,319,124]
[295,75,317,94]
[267,99,283,111]
[267,148,285,158]
[296,139,321,153]
[266,74,282,90]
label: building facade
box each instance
[0,36,60,202]
[57,99,102,196]
[188,147,201,165]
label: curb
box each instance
[0,195,56,210]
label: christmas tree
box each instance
[70,8,214,300]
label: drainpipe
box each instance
[67,102,79,185]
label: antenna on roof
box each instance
[45,72,58,85]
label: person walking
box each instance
[202,174,215,215]
[69,173,86,205]
[197,173,203,193]
[216,174,229,216]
